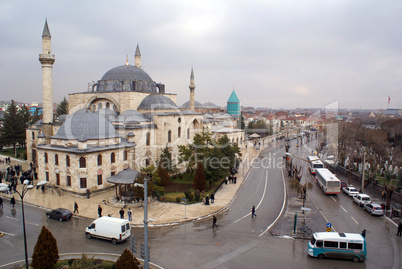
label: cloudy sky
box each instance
[1,0,402,110]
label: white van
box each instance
[353,194,371,207]
[85,217,131,244]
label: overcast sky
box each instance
[1,0,401,110]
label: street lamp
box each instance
[0,180,48,269]
[134,177,150,269]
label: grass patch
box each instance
[0,147,27,160]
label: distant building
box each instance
[227,90,240,118]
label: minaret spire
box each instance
[189,67,196,111]
[135,44,141,68]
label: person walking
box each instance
[119,208,125,219]
[0,196,3,208]
[361,229,366,238]
[10,196,16,208]
[212,215,218,228]
[127,208,132,221]
[382,190,386,200]
[98,205,102,217]
[205,195,210,205]
[251,205,257,218]
[397,222,402,237]
[74,202,79,214]
[211,193,215,204]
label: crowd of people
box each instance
[0,159,38,194]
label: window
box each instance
[187,128,190,139]
[111,171,115,176]
[92,104,96,111]
[123,150,128,161]
[45,171,49,181]
[324,241,338,248]
[111,152,116,163]
[316,240,323,247]
[66,176,71,187]
[32,132,35,139]
[79,157,86,168]
[44,153,48,163]
[98,103,102,109]
[178,127,181,138]
[178,117,181,123]
[348,243,363,250]
[55,154,59,165]
[168,130,172,143]
[66,155,70,167]
[340,242,347,249]
[145,159,150,166]
[80,178,87,188]
[56,174,60,185]
[97,174,102,185]
[97,154,102,166]
[146,132,150,146]
[106,102,110,108]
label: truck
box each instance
[85,216,131,244]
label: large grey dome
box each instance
[181,100,203,109]
[101,65,153,81]
[52,111,120,140]
[138,94,179,110]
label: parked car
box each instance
[46,208,73,221]
[342,186,359,197]
[353,194,371,206]
[364,203,385,216]
[340,181,347,189]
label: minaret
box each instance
[135,44,141,68]
[189,67,195,111]
[39,19,55,135]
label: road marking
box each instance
[0,230,15,236]
[330,196,337,202]
[308,193,336,233]
[233,171,268,224]
[340,205,347,213]
[259,165,287,237]
[351,217,359,225]
[6,216,18,221]
[26,222,40,227]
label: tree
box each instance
[115,249,141,269]
[55,97,69,117]
[31,226,59,269]
[159,145,172,172]
[193,162,206,192]
[158,164,170,186]
[0,100,27,157]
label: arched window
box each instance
[55,154,59,165]
[92,104,96,111]
[66,155,70,167]
[98,103,102,109]
[168,130,172,143]
[145,159,150,167]
[106,102,110,108]
[111,152,115,163]
[187,128,190,139]
[146,132,150,146]
[44,153,48,163]
[97,154,102,166]
[178,127,181,138]
[79,157,86,168]
[32,132,35,139]
[123,150,128,161]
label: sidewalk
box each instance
[0,146,260,226]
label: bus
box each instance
[315,168,341,194]
[309,160,324,175]
[308,232,367,263]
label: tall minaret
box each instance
[189,67,195,111]
[135,44,141,68]
[39,19,55,131]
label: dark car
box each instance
[46,208,73,221]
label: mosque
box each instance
[26,20,243,195]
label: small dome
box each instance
[181,100,203,109]
[115,110,150,123]
[96,108,119,119]
[203,102,219,109]
[138,94,179,110]
[52,111,120,140]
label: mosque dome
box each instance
[101,65,153,82]
[181,100,203,109]
[52,111,120,140]
[203,102,219,109]
[138,94,179,110]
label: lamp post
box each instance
[134,177,150,269]
[0,180,48,269]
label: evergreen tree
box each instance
[115,249,141,269]
[158,163,170,186]
[55,97,69,117]
[31,226,59,269]
[0,100,26,157]
[193,162,206,192]
[159,145,172,172]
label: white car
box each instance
[342,186,359,197]
[353,194,371,206]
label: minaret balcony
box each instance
[39,54,55,64]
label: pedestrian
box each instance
[119,208,125,219]
[397,222,402,237]
[0,196,3,208]
[205,195,210,205]
[127,208,132,221]
[361,229,366,238]
[251,205,257,218]
[212,215,218,228]
[86,189,90,199]
[211,193,215,204]
[381,203,385,211]
[74,202,79,214]
[382,190,386,200]
[41,184,45,194]
[10,196,16,208]
[98,205,102,217]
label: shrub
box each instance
[115,249,141,269]
[184,190,192,201]
[68,259,76,266]
[31,226,59,269]
[176,197,181,203]
[194,189,200,202]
